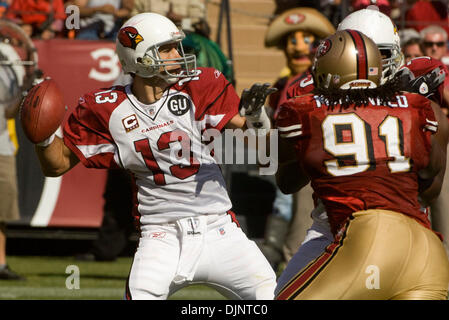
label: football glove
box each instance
[239,83,277,132]
[397,66,445,99]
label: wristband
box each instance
[35,126,63,147]
[36,133,56,147]
[245,106,271,134]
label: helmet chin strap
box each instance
[154,70,180,84]
[136,66,181,84]
[159,75,179,84]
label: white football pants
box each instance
[126,213,277,300]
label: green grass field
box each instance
[0,256,227,300]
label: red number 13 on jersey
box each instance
[134,129,200,186]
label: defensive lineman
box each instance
[275,6,449,296]
[275,30,449,299]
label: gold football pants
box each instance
[276,209,449,300]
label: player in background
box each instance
[274,6,449,296]
[0,20,38,280]
[30,13,277,300]
[275,30,449,299]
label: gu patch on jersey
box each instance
[168,94,191,116]
[122,114,139,132]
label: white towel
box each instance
[173,216,206,284]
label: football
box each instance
[20,78,66,144]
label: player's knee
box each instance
[126,287,168,300]
[254,280,277,300]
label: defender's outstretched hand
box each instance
[397,67,445,99]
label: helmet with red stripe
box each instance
[313,30,382,90]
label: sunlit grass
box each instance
[0,256,225,300]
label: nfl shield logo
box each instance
[219,228,226,236]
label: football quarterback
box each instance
[31,13,277,300]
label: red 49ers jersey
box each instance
[63,67,239,224]
[274,71,314,119]
[276,92,437,235]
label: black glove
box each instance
[239,83,277,117]
[238,83,277,131]
[397,67,445,99]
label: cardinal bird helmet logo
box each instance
[118,26,144,49]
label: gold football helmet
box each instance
[313,30,382,90]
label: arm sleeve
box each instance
[193,68,239,132]
[63,96,120,169]
[275,102,303,140]
[420,97,438,135]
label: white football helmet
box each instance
[337,6,403,84]
[116,13,197,82]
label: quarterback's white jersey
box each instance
[64,67,239,225]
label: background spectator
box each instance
[6,0,66,39]
[0,56,22,279]
[403,37,424,63]
[399,27,421,45]
[68,0,133,40]
[351,0,391,15]
[405,0,449,35]
[131,0,205,30]
[0,0,12,18]
[273,0,322,16]
[420,24,448,61]
[320,0,344,26]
